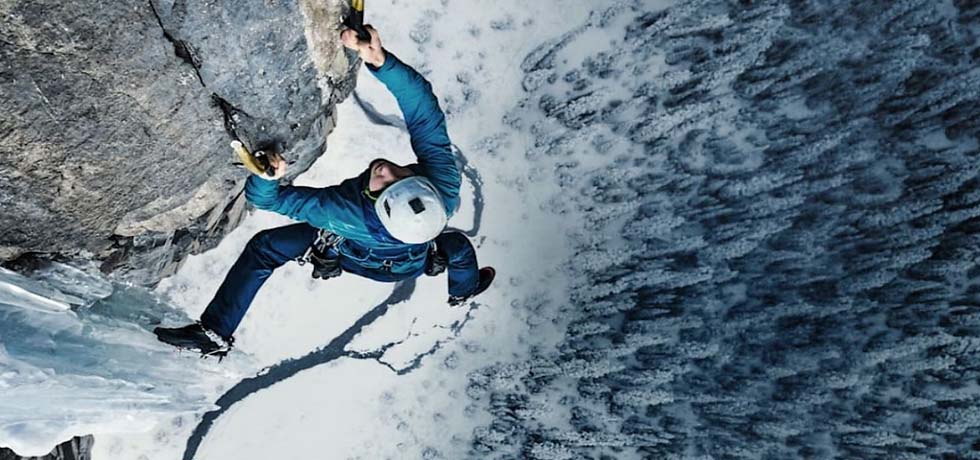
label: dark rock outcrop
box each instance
[0,436,92,460]
[0,0,357,285]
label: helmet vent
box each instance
[373,176,448,244]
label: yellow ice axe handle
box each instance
[231,140,273,177]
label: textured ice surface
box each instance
[0,263,252,456]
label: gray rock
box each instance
[0,0,357,285]
[0,436,93,460]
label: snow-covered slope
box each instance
[460,1,980,459]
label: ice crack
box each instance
[345,301,483,376]
[147,0,254,142]
[147,1,206,88]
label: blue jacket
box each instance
[244,52,460,280]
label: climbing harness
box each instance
[298,229,345,280]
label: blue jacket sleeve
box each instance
[368,52,461,214]
[244,175,354,232]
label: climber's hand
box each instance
[263,152,287,180]
[341,25,385,67]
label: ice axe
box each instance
[344,0,370,42]
[230,140,276,178]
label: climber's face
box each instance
[368,159,415,192]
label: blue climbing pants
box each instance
[200,223,479,339]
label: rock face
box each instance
[0,436,92,460]
[0,0,356,285]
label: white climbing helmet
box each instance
[375,176,447,244]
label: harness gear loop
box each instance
[297,229,344,266]
[299,229,346,280]
[424,240,447,276]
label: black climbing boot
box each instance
[448,267,496,307]
[154,322,233,359]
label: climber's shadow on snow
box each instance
[182,279,416,460]
[183,91,491,460]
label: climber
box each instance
[153,25,495,358]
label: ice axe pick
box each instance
[345,0,370,42]
[230,140,275,178]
